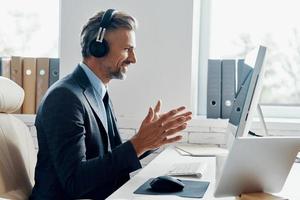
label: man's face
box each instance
[101,28,136,80]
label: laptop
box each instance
[214,136,300,197]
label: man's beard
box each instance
[109,65,127,80]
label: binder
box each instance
[237,59,252,91]
[229,69,253,126]
[36,58,49,112]
[49,58,59,87]
[207,59,222,118]
[10,56,23,114]
[1,57,11,78]
[22,57,37,114]
[237,59,244,91]
[10,56,23,87]
[221,59,236,119]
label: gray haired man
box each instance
[30,9,192,200]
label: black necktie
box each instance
[103,92,115,149]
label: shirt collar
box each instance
[79,62,107,99]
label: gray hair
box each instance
[80,10,137,58]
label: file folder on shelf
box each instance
[36,58,49,112]
[11,56,23,114]
[237,59,252,91]
[1,57,11,78]
[221,59,236,119]
[207,59,222,118]
[49,58,59,87]
[22,57,37,114]
[229,68,253,126]
[10,56,23,87]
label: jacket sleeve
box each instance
[139,149,158,160]
[39,87,142,198]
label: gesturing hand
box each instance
[130,100,192,156]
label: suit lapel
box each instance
[83,87,100,119]
[83,87,106,129]
[71,65,109,147]
[71,65,122,147]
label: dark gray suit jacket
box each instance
[30,66,142,200]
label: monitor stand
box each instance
[256,104,269,136]
[248,104,269,137]
[226,104,269,149]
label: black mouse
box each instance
[149,175,185,192]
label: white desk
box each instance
[107,146,300,200]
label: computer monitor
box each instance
[226,45,267,148]
[214,136,300,197]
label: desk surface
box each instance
[107,146,300,200]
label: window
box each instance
[0,0,59,57]
[198,0,300,117]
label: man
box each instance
[30,9,192,200]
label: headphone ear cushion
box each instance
[89,39,109,57]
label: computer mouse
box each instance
[149,175,185,192]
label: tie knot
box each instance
[103,92,109,106]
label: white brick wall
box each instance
[15,114,300,166]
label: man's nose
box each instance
[128,49,137,64]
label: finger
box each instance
[153,113,160,121]
[143,107,154,124]
[163,123,187,137]
[162,115,191,130]
[162,135,182,145]
[158,106,187,121]
[154,100,161,114]
[180,111,192,117]
[156,106,186,124]
[176,106,186,112]
[167,111,192,122]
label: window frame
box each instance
[197,0,300,119]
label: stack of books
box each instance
[0,56,60,114]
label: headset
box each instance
[89,9,117,57]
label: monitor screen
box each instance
[226,45,267,148]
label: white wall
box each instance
[60,0,199,118]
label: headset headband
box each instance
[96,9,117,43]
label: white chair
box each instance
[0,76,37,199]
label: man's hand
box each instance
[130,100,192,157]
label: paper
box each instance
[175,144,228,157]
